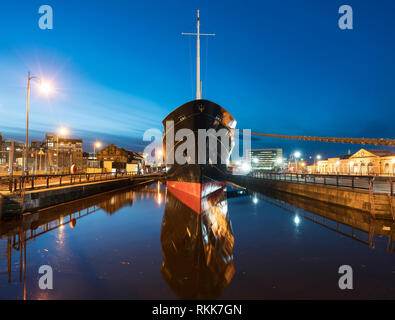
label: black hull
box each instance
[162,99,236,184]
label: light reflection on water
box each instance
[0,182,394,300]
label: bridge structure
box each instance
[0,172,165,193]
[0,172,164,218]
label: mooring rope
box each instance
[234,130,395,147]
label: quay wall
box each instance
[22,178,135,213]
[229,175,395,219]
[1,177,157,218]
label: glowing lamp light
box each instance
[349,161,354,166]
[39,81,53,95]
[95,142,102,149]
[253,158,259,164]
[241,162,251,172]
[294,151,301,159]
[336,161,341,165]
[69,219,77,229]
[252,196,258,204]
[316,155,322,160]
[276,158,283,164]
[58,127,69,137]
[294,215,301,226]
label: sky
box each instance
[0,0,394,159]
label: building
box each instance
[0,138,24,171]
[249,148,283,171]
[309,148,395,176]
[30,140,43,150]
[288,159,307,173]
[96,144,144,173]
[45,134,83,173]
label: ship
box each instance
[162,10,237,210]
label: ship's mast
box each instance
[182,10,215,100]
[196,10,201,100]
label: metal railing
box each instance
[250,171,395,195]
[0,172,133,193]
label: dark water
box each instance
[0,182,394,300]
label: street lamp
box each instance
[157,149,163,164]
[315,155,322,173]
[294,151,301,173]
[94,141,102,159]
[57,127,69,174]
[23,72,53,175]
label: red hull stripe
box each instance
[166,181,226,214]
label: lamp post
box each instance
[57,127,69,174]
[315,155,322,173]
[23,72,52,175]
[294,151,301,173]
[93,141,102,159]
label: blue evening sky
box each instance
[0,0,394,158]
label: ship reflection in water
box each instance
[0,182,394,299]
[161,184,235,299]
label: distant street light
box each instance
[94,141,102,159]
[241,162,251,173]
[294,151,301,173]
[315,155,322,173]
[156,149,163,165]
[23,72,53,175]
[58,127,69,137]
[57,127,69,174]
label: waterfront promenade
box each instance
[229,172,395,220]
[0,172,164,217]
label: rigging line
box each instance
[233,129,395,147]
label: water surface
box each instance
[0,182,394,299]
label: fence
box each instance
[0,172,133,193]
[250,171,395,195]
